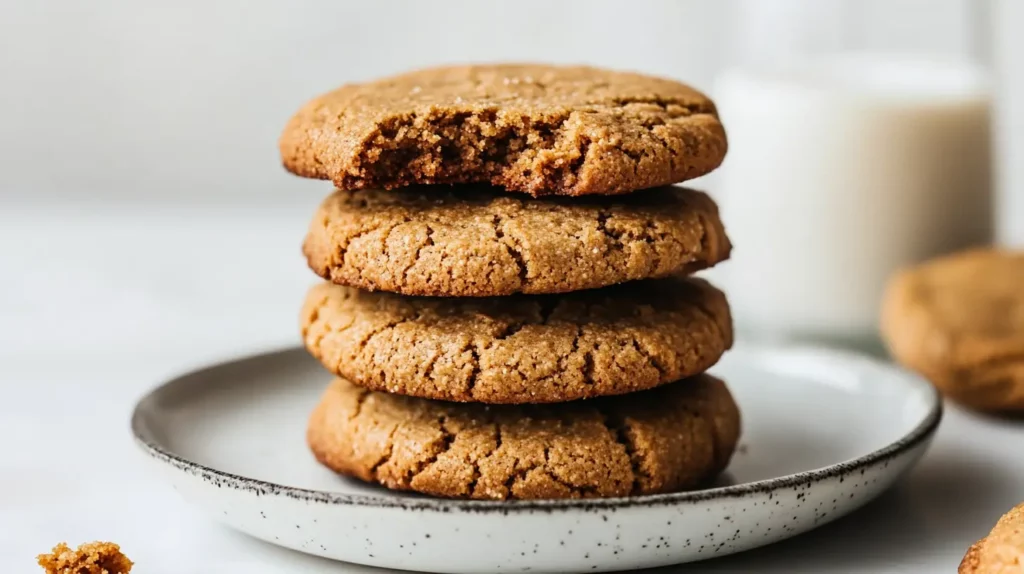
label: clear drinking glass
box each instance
[709,0,993,351]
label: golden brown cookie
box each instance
[959,503,1024,573]
[37,541,133,574]
[301,276,732,404]
[881,249,1024,412]
[307,374,740,500]
[280,64,726,197]
[304,185,731,297]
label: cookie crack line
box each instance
[607,95,715,115]
[401,414,457,487]
[493,321,527,342]
[492,213,529,287]
[558,325,586,381]
[605,414,646,495]
[328,312,431,384]
[301,294,334,348]
[539,446,596,495]
[468,423,503,498]
[400,222,436,284]
[339,224,394,268]
[347,388,371,421]
[500,447,582,497]
[630,338,669,379]
[464,340,483,397]
[368,424,399,479]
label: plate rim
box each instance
[131,343,942,512]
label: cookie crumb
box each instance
[37,542,133,574]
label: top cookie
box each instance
[881,248,1024,412]
[280,64,726,197]
[304,185,731,297]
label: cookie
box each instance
[301,276,732,404]
[307,374,740,500]
[304,185,731,297]
[37,542,133,574]
[881,249,1024,412]
[959,503,1024,573]
[280,64,726,197]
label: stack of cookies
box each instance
[280,64,739,500]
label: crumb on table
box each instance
[37,541,133,574]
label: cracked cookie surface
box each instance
[959,502,1024,573]
[882,248,1024,412]
[307,374,740,500]
[280,63,726,196]
[301,276,732,404]
[304,185,731,297]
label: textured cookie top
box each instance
[959,503,1024,574]
[304,185,731,297]
[307,374,741,500]
[881,249,1024,411]
[37,542,133,574]
[301,276,732,404]
[280,64,726,196]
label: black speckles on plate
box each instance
[129,345,943,571]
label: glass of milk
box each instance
[710,0,993,349]
[991,0,1024,247]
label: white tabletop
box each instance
[2,200,1021,573]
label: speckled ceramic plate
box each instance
[132,344,940,573]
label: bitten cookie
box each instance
[881,249,1024,412]
[301,276,732,404]
[304,185,731,297]
[307,374,741,500]
[280,63,727,197]
[959,503,1024,573]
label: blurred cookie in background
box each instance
[881,249,1024,413]
[959,502,1024,574]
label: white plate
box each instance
[132,344,940,573]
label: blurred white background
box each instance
[0,0,992,361]
[1,0,983,205]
